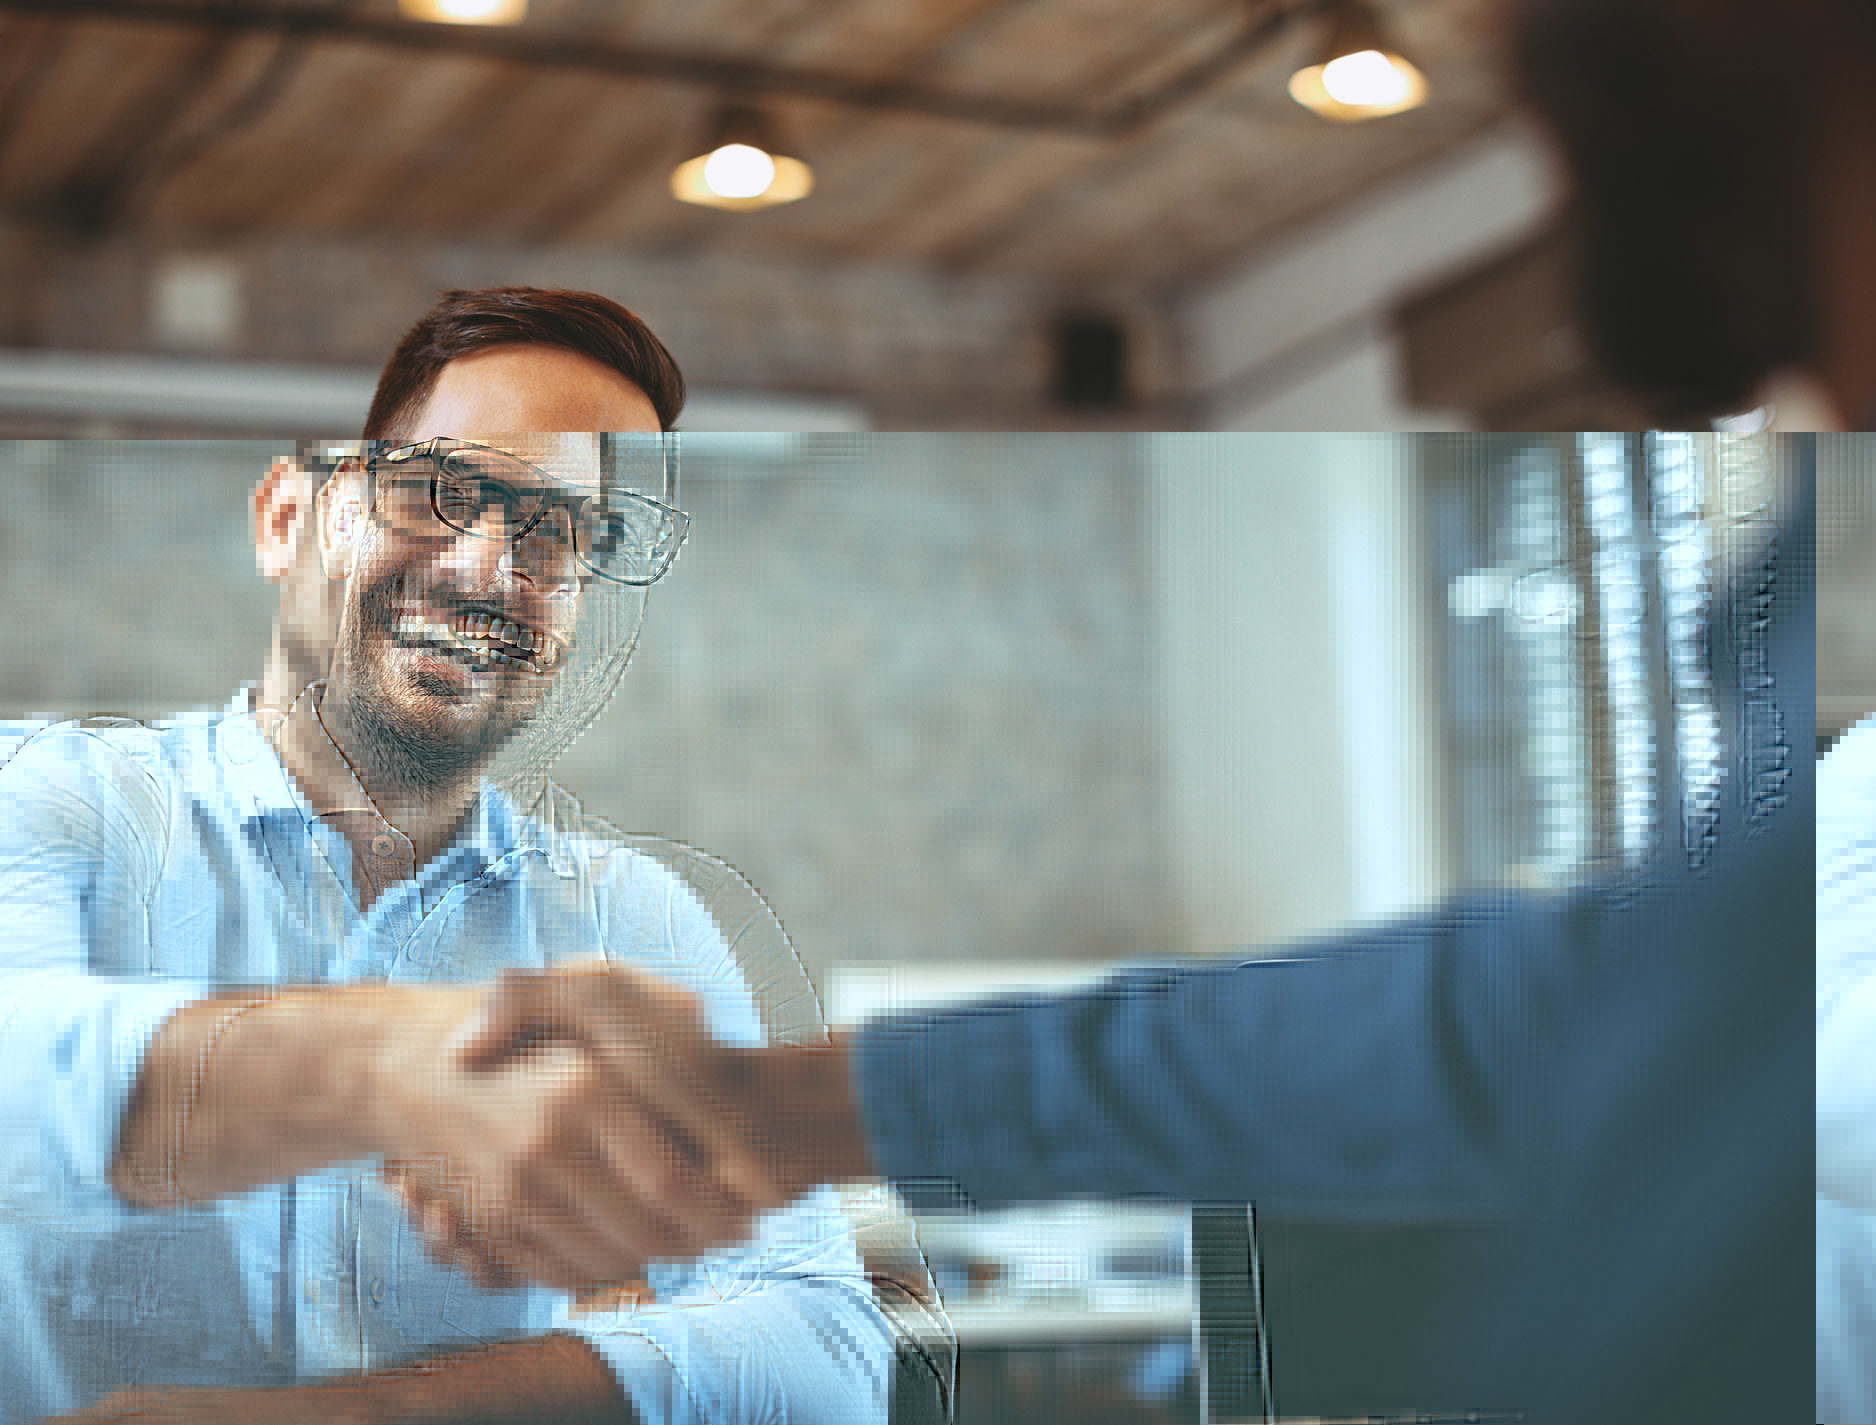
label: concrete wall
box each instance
[1819,436,1876,745]
[1149,435,1449,952]
[560,436,1174,989]
[0,438,1173,997]
[0,440,280,718]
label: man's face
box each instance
[324,345,662,790]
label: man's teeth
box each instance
[391,613,557,669]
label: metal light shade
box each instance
[1288,0,1427,122]
[671,106,814,210]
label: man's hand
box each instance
[387,964,880,1280]
[114,966,873,1287]
[377,964,778,1291]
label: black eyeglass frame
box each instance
[367,435,690,587]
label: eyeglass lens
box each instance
[421,446,679,584]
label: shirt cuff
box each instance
[0,976,206,1219]
[562,1325,697,1425]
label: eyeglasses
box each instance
[368,436,689,587]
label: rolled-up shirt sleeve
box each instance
[566,845,893,1425]
[559,1184,892,1425]
[0,729,205,1219]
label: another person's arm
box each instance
[525,897,1572,1225]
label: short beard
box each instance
[336,572,526,801]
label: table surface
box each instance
[917,1288,1193,1345]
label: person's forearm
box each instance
[111,982,471,1207]
[309,1334,635,1425]
[49,1335,635,1425]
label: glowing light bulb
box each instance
[1320,48,1410,107]
[401,0,526,21]
[702,144,776,200]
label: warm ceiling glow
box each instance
[1288,49,1426,121]
[673,104,813,210]
[398,0,527,25]
[701,144,777,200]
[672,143,813,210]
[1289,0,1427,121]
[1319,48,1411,107]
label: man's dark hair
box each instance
[1510,0,1822,422]
[363,286,686,438]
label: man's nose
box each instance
[437,506,574,590]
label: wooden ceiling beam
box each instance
[0,0,1306,137]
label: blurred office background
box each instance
[0,0,1800,437]
[0,3,1811,1419]
[0,432,1795,1422]
[1819,438,1876,751]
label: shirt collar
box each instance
[225,681,526,900]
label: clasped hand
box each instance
[381,963,786,1292]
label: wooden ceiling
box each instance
[0,0,1514,292]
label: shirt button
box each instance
[369,1277,385,1306]
[371,835,395,857]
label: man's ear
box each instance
[253,458,313,582]
[315,463,368,581]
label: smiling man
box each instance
[0,288,891,1425]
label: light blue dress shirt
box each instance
[0,694,890,1425]
[1819,720,1876,1422]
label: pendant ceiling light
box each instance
[671,106,813,211]
[1288,0,1427,122]
[398,0,527,24]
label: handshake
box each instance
[374,963,874,1293]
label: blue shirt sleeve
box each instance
[559,1183,893,1425]
[569,845,893,1425]
[853,893,1571,1218]
[850,486,1813,1425]
[0,727,206,1221]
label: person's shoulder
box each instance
[514,782,704,890]
[1821,718,1876,885]
[0,719,199,872]
[0,701,262,815]
[558,821,711,911]
[1,715,174,783]
[521,789,771,1037]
